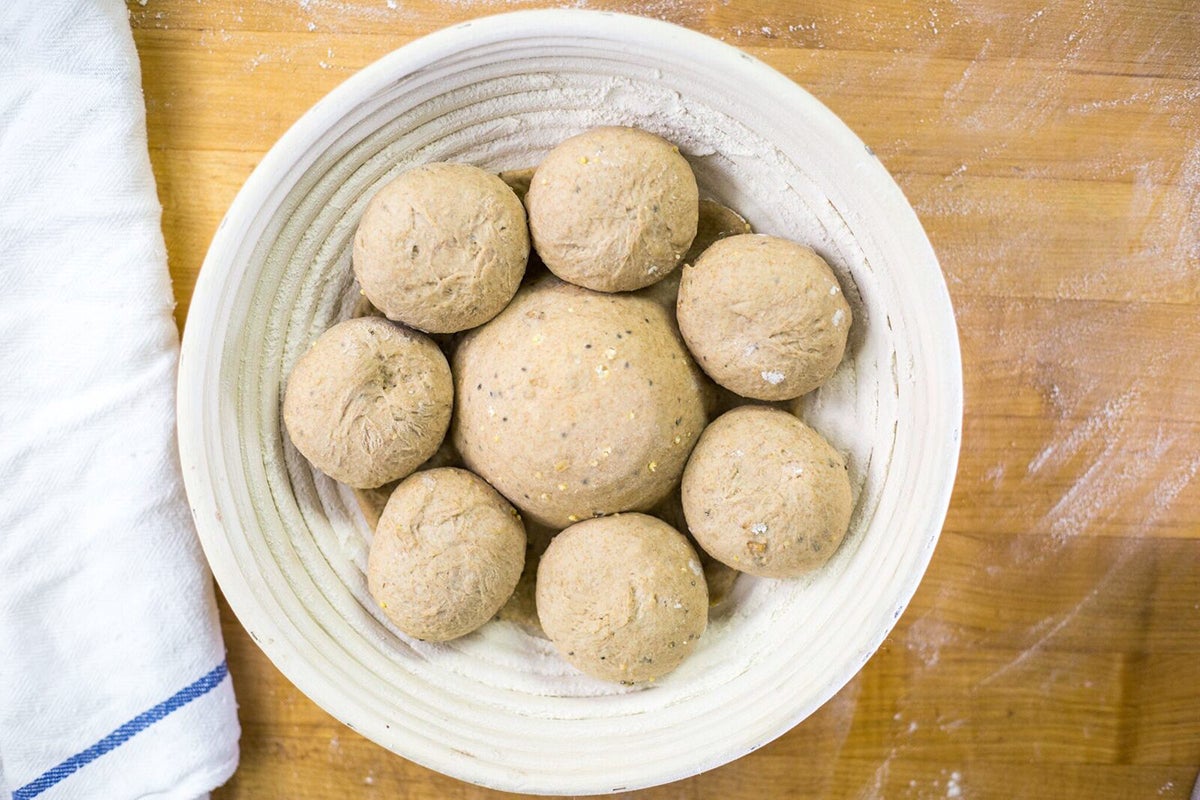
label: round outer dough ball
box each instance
[677,234,852,401]
[536,513,708,682]
[282,317,452,489]
[682,406,852,578]
[368,467,526,641]
[353,162,530,334]
[526,127,699,293]
[452,278,708,529]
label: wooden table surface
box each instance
[128,0,1200,796]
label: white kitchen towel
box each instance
[0,1,240,798]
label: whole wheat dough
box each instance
[367,467,526,641]
[452,277,708,528]
[536,513,707,682]
[650,488,739,608]
[352,436,463,529]
[494,521,557,637]
[498,166,536,202]
[681,406,852,578]
[676,234,851,401]
[525,127,698,292]
[353,162,529,333]
[638,197,752,314]
[282,317,452,489]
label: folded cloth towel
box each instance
[0,1,240,798]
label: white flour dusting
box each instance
[902,610,955,669]
[848,3,1200,791]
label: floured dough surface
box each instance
[649,488,739,608]
[526,127,698,292]
[452,277,708,528]
[682,406,852,578]
[368,467,526,641]
[536,513,707,682]
[354,162,529,333]
[282,317,452,489]
[677,234,851,401]
[495,521,557,637]
[638,197,752,314]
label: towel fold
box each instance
[0,1,240,797]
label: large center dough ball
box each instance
[677,233,852,401]
[525,127,699,293]
[282,317,452,489]
[681,406,853,578]
[367,467,526,642]
[536,513,708,683]
[353,162,529,334]
[452,278,708,528]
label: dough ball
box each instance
[677,234,851,401]
[681,406,852,578]
[638,199,754,419]
[649,489,739,608]
[495,521,557,637]
[452,277,708,528]
[638,198,752,314]
[368,467,526,641]
[526,127,699,292]
[352,437,463,530]
[282,317,452,489]
[350,292,385,320]
[686,198,753,265]
[353,481,395,531]
[499,165,557,287]
[353,162,530,333]
[536,513,707,682]
[498,166,536,202]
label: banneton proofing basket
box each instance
[178,10,961,794]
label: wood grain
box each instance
[128,0,1200,796]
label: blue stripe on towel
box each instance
[13,660,230,800]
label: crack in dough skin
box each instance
[681,406,852,579]
[367,467,526,642]
[353,162,529,333]
[526,127,699,293]
[282,317,452,489]
[536,513,708,683]
[677,234,851,401]
[451,277,708,528]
